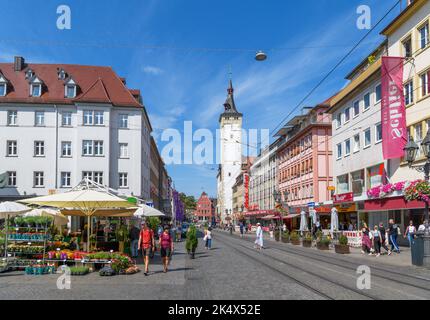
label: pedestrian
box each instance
[371,225,382,257]
[229,223,233,235]
[157,224,163,239]
[418,220,428,232]
[254,223,264,250]
[248,223,252,233]
[138,222,155,276]
[361,224,371,255]
[206,226,212,249]
[388,219,400,254]
[239,222,244,238]
[269,224,274,239]
[159,227,174,273]
[129,223,140,258]
[282,223,287,232]
[378,222,390,254]
[404,220,416,247]
[177,224,182,242]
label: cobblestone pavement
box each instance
[1,231,429,300]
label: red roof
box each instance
[0,62,142,108]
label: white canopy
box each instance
[24,208,69,226]
[299,211,308,233]
[309,209,317,225]
[133,204,165,218]
[330,207,339,236]
[0,201,31,219]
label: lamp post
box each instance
[273,190,288,242]
[404,133,430,267]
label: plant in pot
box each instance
[290,231,300,245]
[302,232,312,248]
[335,235,350,254]
[185,225,198,259]
[274,229,280,241]
[317,235,330,250]
[24,216,35,229]
[281,229,290,243]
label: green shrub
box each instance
[304,232,312,241]
[318,235,330,245]
[185,225,198,252]
[146,217,160,233]
[282,230,290,240]
[339,235,348,246]
[290,231,299,241]
[315,230,323,240]
[70,266,89,275]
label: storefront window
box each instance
[337,174,349,194]
[367,164,385,188]
[351,170,364,196]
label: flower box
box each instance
[334,244,350,254]
[302,240,312,248]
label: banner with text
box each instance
[381,56,406,160]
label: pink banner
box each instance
[381,56,406,160]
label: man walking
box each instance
[138,222,155,276]
[254,223,264,250]
[388,219,400,254]
[239,222,244,238]
[129,224,140,259]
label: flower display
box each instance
[404,180,430,202]
[366,180,419,199]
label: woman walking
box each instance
[361,224,372,255]
[404,220,416,247]
[254,223,264,250]
[371,225,382,257]
[378,222,390,254]
[159,227,174,273]
[206,227,212,249]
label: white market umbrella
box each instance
[133,204,165,218]
[309,209,317,225]
[330,207,339,238]
[20,189,135,252]
[24,208,69,227]
[299,210,308,235]
[0,202,31,257]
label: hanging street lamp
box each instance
[255,50,267,61]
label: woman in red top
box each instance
[159,227,174,273]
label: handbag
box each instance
[203,235,208,241]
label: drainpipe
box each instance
[55,105,59,189]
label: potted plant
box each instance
[302,232,312,248]
[281,230,290,243]
[274,229,280,241]
[290,231,300,245]
[185,225,198,259]
[335,235,350,254]
[317,235,330,250]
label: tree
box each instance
[179,192,197,210]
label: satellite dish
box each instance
[255,50,267,61]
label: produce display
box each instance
[8,244,45,254]
[8,233,50,241]
[70,266,90,276]
[24,264,56,275]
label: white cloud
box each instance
[143,66,164,75]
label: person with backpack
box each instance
[404,220,416,247]
[159,227,174,273]
[388,219,400,254]
[138,222,155,276]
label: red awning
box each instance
[245,210,276,217]
[284,213,300,219]
[364,196,425,211]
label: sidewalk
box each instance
[217,229,415,269]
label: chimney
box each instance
[14,56,25,72]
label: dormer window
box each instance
[25,69,34,79]
[58,68,67,80]
[29,76,43,97]
[64,78,77,98]
[0,73,8,96]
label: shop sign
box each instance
[334,203,357,213]
[244,174,249,209]
[333,192,354,204]
[307,202,315,208]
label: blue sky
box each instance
[0,0,406,198]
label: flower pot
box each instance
[317,243,329,250]
[302,240,312,248]
[281,237,289,243]
[290,239,301,245]
[334,244,350,254]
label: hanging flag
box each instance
[381,56,407,160]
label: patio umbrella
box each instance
[133,204,165,218]
[330,207,339,237]
[0,202,31,257]
[299,210,308,235]
[20,189,135,252]
[24,208,69,227]
[309,209,317,225]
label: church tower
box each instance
[217,79,243,224]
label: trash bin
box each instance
[411,235,424,266]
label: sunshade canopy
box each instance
[61,208,136,217]
[24,208,69,226]
[0,201,31,219]
[133,204,165,218]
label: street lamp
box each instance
[273,190,285,242]
[255,50,267,61]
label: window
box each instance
[35,111,45,126]
[375,84,381,103]
[7,111,17,126]
[353,134,360,153]
[65,85,76,98]
[7,171,16,187]
[337,143,342,159]
[345,139,351,156]
[404,81,414,105]
[82,140,93,156]
[402,37,412,58]
[0,83,6,96]
[94,141,104,156]
[363,92,370,111]
[31,84,41,97]
[119,114,128,128]
[375,123,382,143]
[34,141,45,157]
[82,171,93,181]
[364,128,371,148]
[62,112,72,126]
[119,173,128,188]
[336,113,342,128]
[351,170,365,196]
[83,111,93,125]
[61,141,72,157]
[119,143,129,158]
[94,172,103,184]
[353,100,360,117]
[94,111,104,125]
[367,164,385,188]
[6,141,17,156]
[415,123,423,158]
[61,172,71,188]
[421,71,430,97]
[33,172,44,187]
[344,108,350,123]
[337,174,349,194]
[419,23,429,49]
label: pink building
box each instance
[275,100,333,227]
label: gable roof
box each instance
[0,61,142,107]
